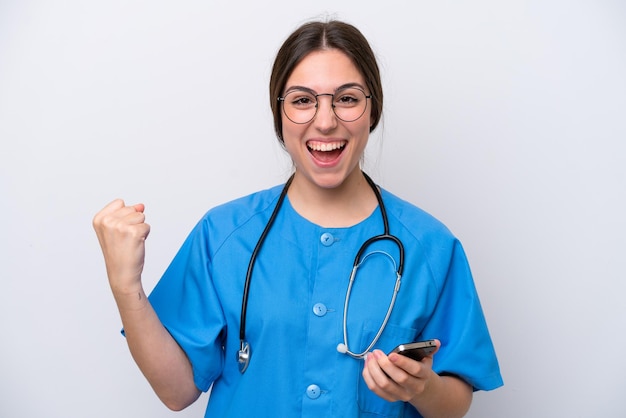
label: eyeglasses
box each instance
[278,86,372,124]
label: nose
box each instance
[313,94,338,132]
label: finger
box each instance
[132,203,145,213]
[372,351,415,386]
[366,351,403,391]
[93,199,125,227]
[123,209,146,225]
[101,198,127,215]
[374,357,426,403]
[389,339,440,376]
[98,200,144,220]
[362,356,397,402]
[362,358,374,385]
[105,203,145,223]
[118,203,146,225]
[389,353,436,387]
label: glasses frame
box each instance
[278,87,372,125]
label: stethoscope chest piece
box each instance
[237,341,251,373]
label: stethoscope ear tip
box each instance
[336,343,348,354]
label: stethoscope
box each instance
[237,172,405,373]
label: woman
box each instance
[93,20,502,417]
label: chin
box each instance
[304,169,355,190]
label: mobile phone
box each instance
[389,340,437,361]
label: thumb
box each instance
[132,203,145,213]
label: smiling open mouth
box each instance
[307,140,347,162]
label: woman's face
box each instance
[281,49,372,191]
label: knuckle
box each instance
[101,215,118,230]
[394,373,411,386]
[378,379,394,391]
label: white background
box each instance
[1,1,625,417]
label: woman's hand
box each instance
[362,341,440,403]
[362,340,472,418]
[93,199,200,409]
[93,199,150,295]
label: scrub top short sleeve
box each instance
[382,191,503,392]
[419,239,503,390]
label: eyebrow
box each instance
[283,82,366,95]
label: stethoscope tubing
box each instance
[341,248,403,359]
[237,172,405,373]
[239,174,294,343]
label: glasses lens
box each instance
[333,87,368,122]
[281,88,369,124]
[282,90,317,124]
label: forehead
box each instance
[285,49,365,92]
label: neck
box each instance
[287,170,379,228]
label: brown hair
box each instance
[269,20,383,142]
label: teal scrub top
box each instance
[148,183,503,417]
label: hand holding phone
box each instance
[389,339,438,361]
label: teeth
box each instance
[307,141,346,152]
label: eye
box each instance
[293,97,313,105]
[334,88,364,107]
[287,91,316,108]
[337,95,358,103]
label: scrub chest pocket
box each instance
[356,321,418,417]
